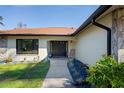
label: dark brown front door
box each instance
[50,41,68,57]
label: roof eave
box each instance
[0,34,73,36]
[71,5,112,36]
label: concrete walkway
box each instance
[42,58,75,88]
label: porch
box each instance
[47,40,76,58]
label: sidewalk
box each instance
[42,58,75,88]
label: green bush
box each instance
[87,56,124,88]
[6,57,13,63]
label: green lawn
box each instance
[0,60,50,88]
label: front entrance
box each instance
[50,41,68,57]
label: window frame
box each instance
[16,39,39,54]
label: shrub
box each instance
[5,57,13,63]
[87,56,124,88]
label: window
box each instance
[16,39,38,54]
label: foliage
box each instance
[0,60,50,88]
[5,57,13,63]
[87,56,124,88]
[0,16,4,26]
[0,49,7,62]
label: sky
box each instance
[0,5,99,30]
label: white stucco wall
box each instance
[6,36,75,62]
[75,13,112,66]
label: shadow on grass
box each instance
[0,61,50,85]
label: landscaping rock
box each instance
[67,59,91,88]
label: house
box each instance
[0,5,124,66]
[0,28,76,62]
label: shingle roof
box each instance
[0,27,76,36]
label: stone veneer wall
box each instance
[112,8,124,62]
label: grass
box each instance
[0,60,50,88]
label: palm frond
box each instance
[0,16,3,21]
[0,22,4,26]
[0,16,4,26]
